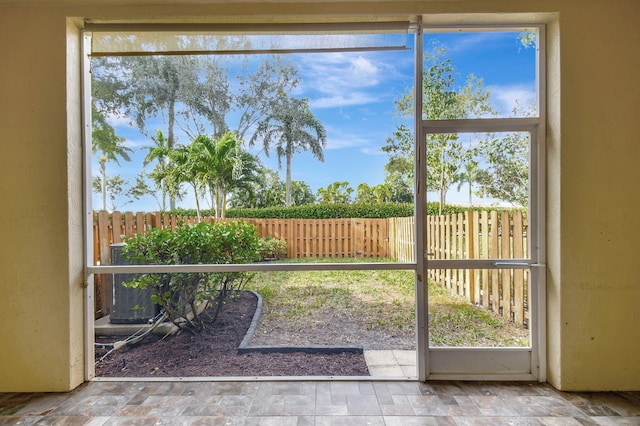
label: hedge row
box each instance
[166,202,517,220]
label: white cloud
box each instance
[105,111,134,128]
[360,146,386,156]
[489,84,536,116]
[323,125,389,156]
[299,51,398,108]
[122,137,147,149]
[324,125,374,151]
[311,92,378,109]
[426,32,512,55]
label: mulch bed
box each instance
[95,291,370,377]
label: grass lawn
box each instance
[247,258,529,348]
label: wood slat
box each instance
[490,211,500,315]
[480,211,490,309]
[512,210,525,325]
[500,211,512,320]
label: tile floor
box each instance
[1,379,639,425]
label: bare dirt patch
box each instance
[95,291,371,377]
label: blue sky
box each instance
[94,30,537,212]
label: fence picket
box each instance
[468,211,478,303]
[500,211,512,320]
[135,212,144,235]
[480,211,490,309]
[513,210,525,326]
[112,211,123,243]
[490,211,500,315]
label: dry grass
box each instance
[247,258,529,348]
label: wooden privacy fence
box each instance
[389,210,529,328]
[93,211,390,267]
[93,210,529,328]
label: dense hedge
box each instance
[166,202,518,219]
[227,203,414,219]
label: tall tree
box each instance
[477,132,529,207]
[91,54,300,210]
[180,58,231,140]
[163,143,203,219]
[142,130,175,211]
[250,94,327,206]
[234,56,299,140]
[387,46,493,214]
[181,55,299,141]
[92,55,200,210]
[453,154,491,206]
[91,174,145,212]
[381,124,414,199]
[91,106,133,211]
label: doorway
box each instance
[414,25,546,380]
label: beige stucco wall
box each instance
[0,0,638,392]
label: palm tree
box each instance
[92,106,133,211]
[192,132,261,218]
[164,142,206,219]
[143,130,173,211]
[250,94,326,206]
[454,158,490,206]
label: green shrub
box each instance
[121,221,260,332]
[258,236,288,260]
[166,202,523,220]
[225,203,415,219]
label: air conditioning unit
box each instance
[109,243,157,324]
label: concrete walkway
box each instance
[364,350,417,378]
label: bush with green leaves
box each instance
[121,221,260,332]
[169,202,517,219]
[258,236,288,260]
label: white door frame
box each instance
[413,25,547,381]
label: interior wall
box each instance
[0,0,638,392]
[552,0,640,391]
[0,7,83,392]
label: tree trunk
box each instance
[160,179,167,211]
[210,189,217,219]
[439,162,445,216]
[100,158,107,211]
[192,184,201,222]
[285,152,293,206]
[215,186,224,219]
[168,100,176,211]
